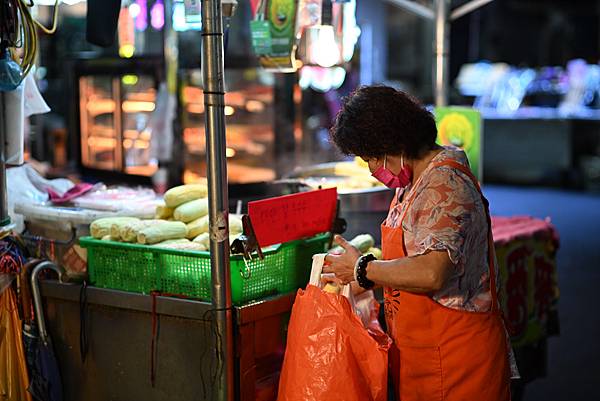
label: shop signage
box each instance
[435,106,482,180]
[248,188,337,247]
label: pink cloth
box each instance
[48,183,94,204]
[491,215,559,247]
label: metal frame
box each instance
[384,0,495,107]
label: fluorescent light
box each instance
[313,25,341,68]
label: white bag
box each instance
[310,253,377,328]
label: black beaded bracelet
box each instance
[356,254,376,290]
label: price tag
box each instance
[248,188,338,247]
[250,20,272,56]
[184,0,202,23]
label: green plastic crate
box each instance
[79,234,329,305]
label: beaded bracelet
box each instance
[355,254,376,289]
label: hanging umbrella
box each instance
[0,286,33,401]
[24,260,63,401]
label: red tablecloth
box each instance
[491,216,560,347]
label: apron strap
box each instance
[398,159,499,313]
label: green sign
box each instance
[267,0,296,57]
[435,107,482,180]
[250,20,273,56]
[249,0,297,71]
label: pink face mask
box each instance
[371,155,413,189]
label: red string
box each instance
[150,291,158,387]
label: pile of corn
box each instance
[89,184,243,252]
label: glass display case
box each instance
[74,57,163,181]
[180,68,281,184]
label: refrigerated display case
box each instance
[73,57,164,183]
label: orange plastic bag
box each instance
[278,255,391,401]
[0,287,33,401]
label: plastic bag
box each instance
[7,164,75,232]
[0,288,33,401]
[278,254,391,401]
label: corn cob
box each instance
[186,215,209,239]
[229,215,243,235]
[90,217,139,239]
[163,184,208,208]
[137,221,188,245]
[173,198,209,223]
[187,214,243,239]
[192,232,210,248]
[330,234,375,254]
[155,202,174,219]
[366,247,382,259]
[117,219,165,242]
[154,241,207,251]
[152,239,191,246]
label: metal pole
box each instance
[274,73,296,178]
[384,0,434,20]
[201,1,234,400]
[434,0,450,107]
[450,0,494,21]
[0,92,9,226]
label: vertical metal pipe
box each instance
[0,92,9,226]
[274,73,296,177]
[201,1,234,401]
[434,0,450,107]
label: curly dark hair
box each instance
[329,86,438,159]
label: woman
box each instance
[323,86,517,401]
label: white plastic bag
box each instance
[311,253,377,328]
[7,164,75,232]
[23,72,50,117]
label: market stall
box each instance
[0,1,566,400]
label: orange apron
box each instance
[381,160,511,401]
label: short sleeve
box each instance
[402,166,480,274]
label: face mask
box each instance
[371,155,413,189]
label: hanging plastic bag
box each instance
[0,288,33,401]
[278,254,391,401]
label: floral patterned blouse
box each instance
[385,147,493,311]
[384,146,519,377]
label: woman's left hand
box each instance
[323,235,362,284]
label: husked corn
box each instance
[164,184,208,208]
[186,215,209,239]
[118,219,165,242]
[229,215,243,235]
[174,198,209,223]
[192,232,210,248]
[137,221,188,244]
[194,232,240,249]
[155,202,174,219]
[153,241,207,251]
[152,239,191,246]
[188,214,243,240]
[90,217,139,239]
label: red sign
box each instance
[248,188,337,247]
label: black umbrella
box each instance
[24,260,64,401]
